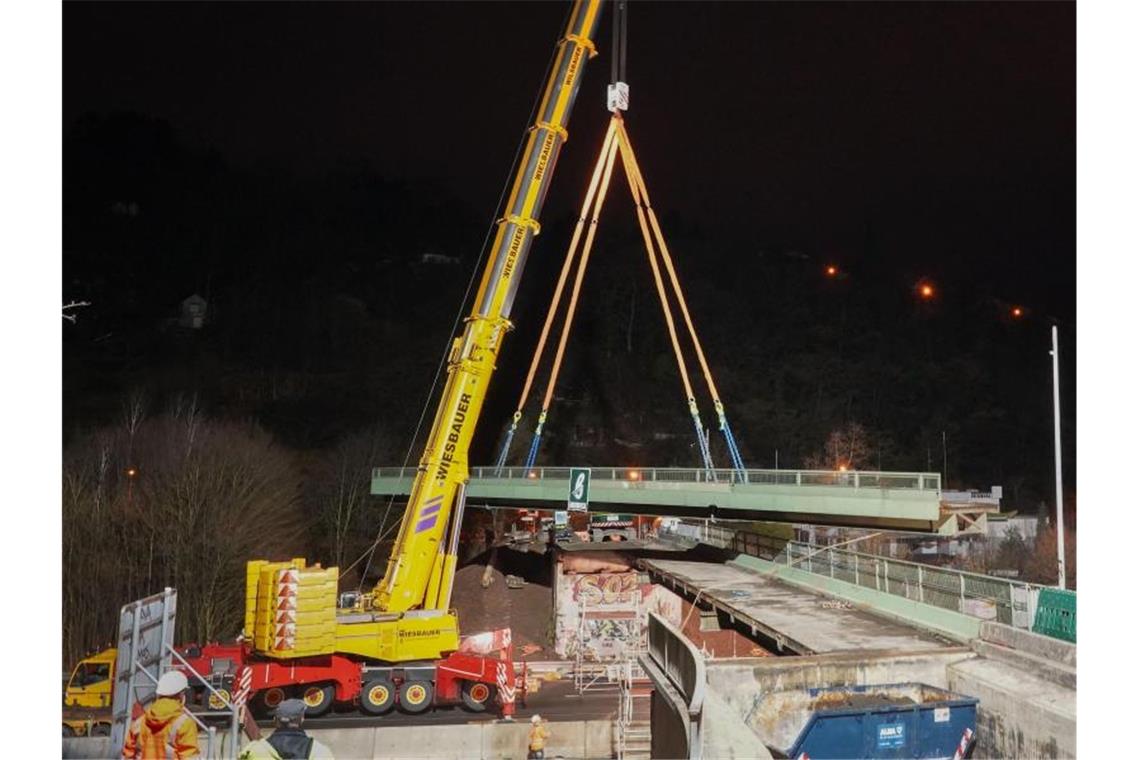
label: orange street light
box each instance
[628,470,641,481]
[825,264,839,278]
[918,282,935,300]
[1011,306,1023,318]
[126,468,137,478]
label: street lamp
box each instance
[825,264,839,278]
[917,282,935,300]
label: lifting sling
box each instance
[495,111,748,478]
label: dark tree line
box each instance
[62,110,1075,661]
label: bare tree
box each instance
[62,407,306,665]
[62,301,91,323]
[805,422,874,470]
[310,428,401,576]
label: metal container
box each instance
[749,682,978,759]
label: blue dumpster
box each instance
[748,682,978,759]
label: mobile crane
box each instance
[191,0,608,720]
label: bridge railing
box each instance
[372,466,942,491]
[704,528,1050,631]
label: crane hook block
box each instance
[607,82,629,113]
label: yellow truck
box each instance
[62,647,115,737]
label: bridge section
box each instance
[371,466,943,531]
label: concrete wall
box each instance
[312,720,614,760]
[63,736,110,759]
[948,659,1075,759]
[705,648,976,723]
[66,720,614,760]
[553,561,682,659]
[651,688,690,760]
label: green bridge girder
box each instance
[371,466,944,532]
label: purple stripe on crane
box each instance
[415,515,438,534]
[421,500,442,517]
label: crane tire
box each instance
[398,679,434,714]
[300,683,335,718]
[251,687,288,718]
[359,679,396,715]
[461,681,497,712]
[208,688,232,711]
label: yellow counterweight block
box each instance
[248,560,337,658]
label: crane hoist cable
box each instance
[494,119,620,473]
[615,119,748,474]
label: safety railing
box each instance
[372,466,941,491]
[721,531,1050,631]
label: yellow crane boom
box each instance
[345,0,605,662]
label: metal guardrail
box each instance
[372,466,942,491]
[646,612,706,714]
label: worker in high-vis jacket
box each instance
[239,699,333,760]
[527,714,551,759]
[122,671,200,759]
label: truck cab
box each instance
[64,648,116,709]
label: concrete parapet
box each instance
[979,620,1076,668]
[948,657,1075,759]
[972,639,1076,690]
[64,716,612,760]
[306,719,612,760]
[63,736,111,759]
[705,648,976,723]
[700,688,774,760]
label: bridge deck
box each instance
[641,558,953,656]
[371,466,943,531]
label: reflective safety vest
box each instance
[122,698,199,760]
[528,724,550,751]
[239,735,335,760]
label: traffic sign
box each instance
[568,467,590,512]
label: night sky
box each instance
[62,1,1076,509]
[65,1,1074,316]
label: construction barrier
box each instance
[1032,588,1076,643]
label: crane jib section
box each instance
[375,0,604,615]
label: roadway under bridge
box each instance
[371,466,945,532]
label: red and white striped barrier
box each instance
[952,726,975,760]
[233,665,253,720]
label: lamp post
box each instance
[1050,325,1066,589]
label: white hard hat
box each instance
[156,670,189,697]
[531,714,542,724]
